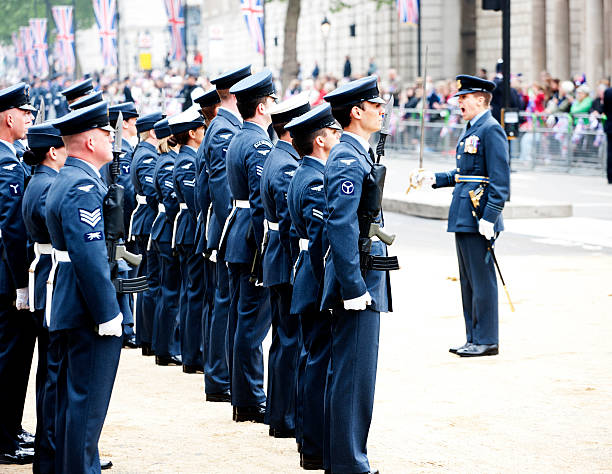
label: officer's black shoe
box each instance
[101,459,113,470]
[122,335,139,349]
[155,355,182,366]
[17,429,34,448]
[300,453,323,470]
[182,364,204,374]
[0,447,35,464]
[206,390,231,402]
[141,342,154,356]
[271,427,295,439]
[449,342,471,354]
[457,344,498,357]
[233,403,266,423]
[297,441,302,453]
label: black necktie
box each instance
[466,121,471,130]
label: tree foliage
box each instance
[0,0,94,45]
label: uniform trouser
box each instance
[178,246,204,367]
[265,283,300,431]
[299,308,332,459]
[607,133,612,183]
[135,236,160,346]
[295,327,307,446]
[203,259,230,394]
[0,295,36,453]
[54,327,121,474]
[227,262,271,407]
[324,307,380,474]
[122,241,139,342]
[152,241,181,358]
[34,328,61,474]
[455,232,499,345]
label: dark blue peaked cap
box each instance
[211,65,252,90]
[153,118,172,139]
[194,89,221,108]
[454,74,496,96]
[69,91,103,111]
[109,102,139,125]
[52,101,113,136]
[61,78,93,101]
[285,103,341,137]
[26,123,64,149]
[324,76,385,107]
[0,82,37,113]
[230,69,277,101]
[136,111,165,133]
[168,107,205,135]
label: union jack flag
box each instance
[29,19,49,77]
[240,0,265,55]
[397,0,419,24]
[93,0,118,68]
[20,26,36,75]
[12,32,28,77]
[164,0,185,61]
[52,6,75,74]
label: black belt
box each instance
[360,254,400,272]
[113,276,149,294]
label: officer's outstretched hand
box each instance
[479,219,495,240]
[98,313,123,337]
[413,169,435,188]
[344,291,372,311]
[15,287,29,311]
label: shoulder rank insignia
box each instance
[181,162,193,169]
[79,208,101,228]
[183,179,195,187]
[312,208,324,220]
[77,184,95,192]
[143,158,154,164]
[3,163,18,171]
[84,231,103,242]
[340,159,355,166]
[257,149,271,156]
[145,176,154,183]
[220,133,232,140]
[256,165,263,176]
[311,184,324,192]
[284,170,296,177]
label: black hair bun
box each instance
[22,148,44,166]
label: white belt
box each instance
[28,243,52,313]
[45,249,71,327]
[158,203,166,213]
[171,203,189,248]
[235,199,250,208]
[128,194,148,241]
[266,220,279,231]
[299,238,309,252]
[261,219,279,254]
[147,203,167,251]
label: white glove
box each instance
[417,170,435,188]
[344,291,372,311]
[16,287,29,310]
[98,313,123,337]
[479,219,495,240]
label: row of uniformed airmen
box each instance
[0,71,396,473]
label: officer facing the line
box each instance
[222,69,276,423]
[415,74,510,357]
[285,103,342,471]
[322,76,394,474]
[0,82,37,465]
[261,92,311,438]
[46,101,125,472]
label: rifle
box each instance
[103,112,148,294]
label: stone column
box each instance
[550,0,570,80]
[585,0,604,85]
[441,0,462,78]
[531,0,547,81]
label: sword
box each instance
[406,45,429,194]
[375,95,394,163]
[34,99,45,125]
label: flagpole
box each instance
[417,0,421,76]
[262,0,267,67]
[184,0,189,71]
[72,0,80,78]
[116,0,121,81]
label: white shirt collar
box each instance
[342,131,371,155]
[80,159,102,178]
[469,109,488,128]
[0,139,16,156]
[219,106,243,123]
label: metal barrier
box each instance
[385,108,607,174]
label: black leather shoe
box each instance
[300,453,323,470]
[17,429,34,448]
[206,390,231,402]
[233,404,265,423]
[182,364,204,374]
[271,427,295,439]
[457,344,498,357]
[141,342,154,356]
[449,342,471,354]
[101,459,113,470]
[155,355,182,366]
[122,335,139,349]
[0,447,35,464]
[297,441,302,453]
